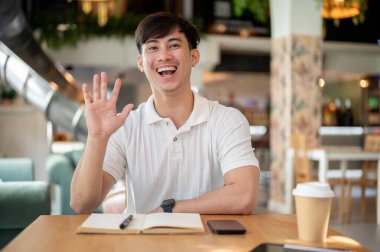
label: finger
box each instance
[93,74,101,100]
[82,83,92,105]
[117,104,134,123]
[110,78,122,103]
[100,72,108,100]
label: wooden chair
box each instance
[291,133,362,224]
[292,133,313,184]
[346,134,380,223]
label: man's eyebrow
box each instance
[145,38,158,44]
[168,37,182,43]
[145,37,182,44]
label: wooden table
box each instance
[285,146,380,223]
[3,214,369,252]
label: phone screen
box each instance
[207,220,246,234]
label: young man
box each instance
[71,12,260,214]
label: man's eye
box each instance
[148,46,158,51]
[170,44,180,49]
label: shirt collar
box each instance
[144,91,210,127]
[145,95,163,125]
[188,91,209,127]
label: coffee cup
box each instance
[292,182,334,242]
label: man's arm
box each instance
[153,165,259,214]
[70,72,133,214]
[167,108,260,215]
[70,138,116,214]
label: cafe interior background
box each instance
[1,0,380,249]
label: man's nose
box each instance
[157,47,173,61]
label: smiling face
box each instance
[137,27,200,97]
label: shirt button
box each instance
[166,122,169,126]
[173,137,177,142]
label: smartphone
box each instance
[250,243,353,252]
[207,220,246,234]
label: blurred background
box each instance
[1,0,380,249]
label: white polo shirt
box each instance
[103,92,259,213]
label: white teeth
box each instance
[157,66,176,73]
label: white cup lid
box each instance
[292,182,334,198]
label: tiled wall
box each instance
[270,35,322,203]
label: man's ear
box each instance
[191,49,200,66]
[137,55,144,72]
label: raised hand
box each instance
[82,72,134,140]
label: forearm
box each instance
[174,186,255,215]
[70,136,111,213]
[173,166,259,215]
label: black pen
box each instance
[119,215,133,229]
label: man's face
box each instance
[137,28,199,96]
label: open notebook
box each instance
[77,213,205,234]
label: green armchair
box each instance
[45,150,83,215]
[0,158,34,181]
[0,158,50,249]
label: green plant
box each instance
[233,0,270,24]
[233,0,367,27]
[0,86,17,100]
[29,7,143,50]
[28,6,205,50]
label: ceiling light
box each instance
[322,0,360,19]
[318,78,326,88]
[75,0,111,27]
[359,79,369,88]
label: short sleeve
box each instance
[216,108,260,175]
[103,128,127,181]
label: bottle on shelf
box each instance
[322,98,337,126]
[342,98,354,126]
[334,98,344,126]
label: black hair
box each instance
[135,12,200,54]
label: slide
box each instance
[0,0,87,141]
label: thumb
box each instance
[117,104,134,122]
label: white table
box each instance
[285,146,380,224]
[51,141,85,153]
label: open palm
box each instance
[83,72,134,139]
